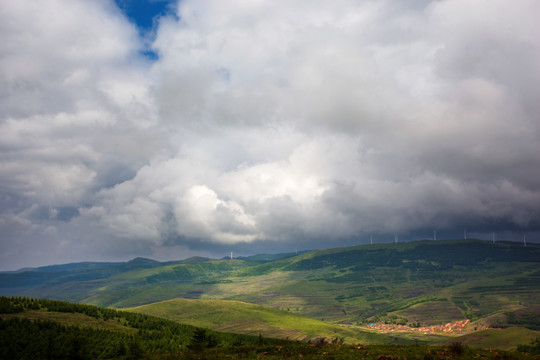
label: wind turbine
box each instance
[370,234,373,245]
[230,251,233,261]
[464,228,467,240]
[394,233,398,244]
[434,230,437,241]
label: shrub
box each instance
[449,342,466,356]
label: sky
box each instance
[1,0,540,270]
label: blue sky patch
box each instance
[114,0,177,60]
[114,0,176,32]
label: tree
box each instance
[127,339,145,359]
[189,328,208,350]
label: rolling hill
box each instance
[0,296,283,359]
[3,297,538,359]
[1,239,539,346]
[126,297,401,344]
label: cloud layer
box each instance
[1,0,540,269]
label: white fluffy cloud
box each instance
[1,0,540,270]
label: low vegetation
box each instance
[0,296,283,359]
[127,297,396,344]
[1,240,540,358]
[1,297,539,359]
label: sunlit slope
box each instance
[218,240,540,326]
[0,296,288,357]
[91,240,540,322]
[4,298,539,358]
[2,239,539,331]
[126,297,400,344]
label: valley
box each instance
[1,239,539,351]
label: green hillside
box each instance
[2,297,539,359]
[0,296,284,359]
[1,239,539,344]
[126,297,399,344]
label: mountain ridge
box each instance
[1,239,538,339]
[4,238,534,274]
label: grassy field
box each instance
[126,297,401,344]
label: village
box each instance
[363,319,474,335]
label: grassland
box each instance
[1,239,539,348]
[127,297,402,344]
[0,297,296,359]
[2,297,539,359]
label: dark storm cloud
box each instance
[1,0,539,270]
